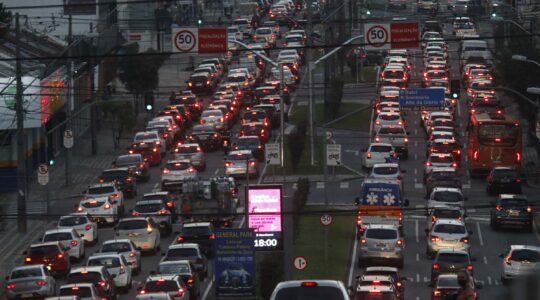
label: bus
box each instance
[467,112,522,176]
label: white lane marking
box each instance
[416,253,420,261]
[239,216,245,228]
[344,149,359,156]
[201,278,214,300]
[495,280,500,286]
[468,208,476,213]
[414,153,418,160]
[487,276,492,285]
[152,183,160,192]
[414,128,418,135]
[213,168,219,175]
[476,222,484,246]
[414,140,418,147]
[416,273,420,283]
[340,182,349,189]
[415,220,420,243]
[348,232,359,286]
[457,101,461,117]
[424,276,429,283]
[416,297,420,300]
[483,256,488,264]
[316,182,324,189]
[414,168,418,175]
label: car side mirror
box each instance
[355,197,360,205]
[162,252,166,256]
[403,199,410,207]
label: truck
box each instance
[172,177,239,231]
[354,179,409,236]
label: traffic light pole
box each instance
[15,13,27,233]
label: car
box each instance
[224,150,259,178]
[426,206,463,230]
[87,253,132,291]
[98,239,141,275]
[490,194,533,231]
[358,224,404,268]
[424,167,461,197]
[5,264,57,300]
[500,245,540,284]
[269,66,298,86]
[57,213,98,245]
[138,275,189,300]
[431,273,480,300]
[374,125,409,159]
[146,124,175,150]
[241,109,270,126]
[362,143,396,169]
[174,91,203,119]
[355,275,402,300]
[77,196,120,225]
[188,125,222,152]
[217,263,254,294]
[362,266,406,298]
[112,154,150,182]
[486,167,522,195]
[128,140,162,166]
[161,160,197,191]
[66,266,116,299]
[82,182,124,214]
[41,228,85,262]
[136,294,174,300]
[239,122,270,143]
[374,112,405,132]
[133,131,166,156]
[23,242,71,276]
[253,27,276,46]
[131,199,173,235]
[270,280,350,300]
[142,192,178,220]
[426,187,466,217]
[116,217,161,253]
[98,168,137,198]
[45,296,82,300]
[232,136,265,161]
[199,109,226,131]
[430,249,473,285]
[422,111,453,129]
[227,25,243,40]
[426,219,471,258]
[427,131,457,148]
[424,153,458,177]
[58,283,101,300]
[174,222,215,257]
[158,260,201,300]
[173,143,206,171]
[161,243,208,279]
[369,163,404,181]
[187,72,214,95]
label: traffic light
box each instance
[48,159,55,166]
[197,19,203,26]
[491,12,497,17]
[144,93,154,111]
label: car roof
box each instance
[70,266,105,273]
[372,163,399,168]
[11,264,45,271]
[509,245,540,251]
[135,199,164,205]
[88,253,123,260]
[430,167,456,173]
[356,284,394,292]
[144,191,169,197]
[168,243,201,250]
[365,266,398,273]
[436,248,470,256]
[102,239,133,245]
[366,224,398,230]
[499,194,527,200]
[360,275,394,282]
[147,274,180,281]
[432,187,462,193]
[369,142,393,147]
[30,241,61,248]
[44,228,75,234]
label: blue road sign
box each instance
[399,88,445,109]
[215,229,256,297]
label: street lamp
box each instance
[512,54,540,67]
[308,34,364,165]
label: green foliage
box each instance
[258,252,284,299]
[117,43,167,97]
[99,100,135,148]
[288,120,307,171]
[324,77,344,121]
[292,177,310,239]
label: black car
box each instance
[187,72,214,95]
[174,222,215,258]
[252,104,278,128]
[486,167,522,195]
[188,124,223,151]
[233,136,265,161]
[490,194,533,231]
[112,154,150,182]
[431,249,473,285]
[174,91,204,119]
[98,168,137,198]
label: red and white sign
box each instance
[320,214,333,226]
[364,22,419,50]
[172,27,227,53]
[293,256,308,271]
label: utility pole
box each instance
[307,0,315,166]
[89,22,97,155]
[65,14,73,186]
[15,13,27,233]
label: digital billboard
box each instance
[247,185,282,250]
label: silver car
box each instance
[500,245,540,284]
[426,219,471,258]
[131,199,173,235]
[161,160,198,191]
[270,280,349,300]
[174,143,206,171]
[426,206,463,231]
[98,239,141,274]
[200,109,226,131]
[224,150,259,178]
[426,187,466,217]
[358,224,404,268]
[87,253,132,290]
[136,294,174,300]
[5,265,56,300]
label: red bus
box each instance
[467,112,522,176]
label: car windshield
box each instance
[437,276,459,288]
[378,127,404,134]
[430,156,453,163]
[166,162,191,171]
[87,186,114,194]
[379,114,400,121]
[43,232,73,242]
[431,171,456,180]
[135,204,163,213]
[88,257,121,268]
[59,216,88,226]
[434,224,466,234]
[228,153,252,161]
[101,242,132,253]
[510,249,540,262]
[29,245,60,256]
[433,191,463,202]
[145,280,178,292]
[166,248,199,259]
[373,167,398,175]
[67,272,102,284]
[115,155,141,166]
[501,199,528,207]
[384,70,404,79]
[192,126,214,134]
[365,229,397,239]
[286,36,303,43]
[182,226,212,236]
[60,287,92,297]
[274,286,346,300]
[492,169,518,179]
[11,268,43,279]
[135,133,158,141]
[118,220,148,230]
[177,146,199,153]
[370,145,393,152]
[478,123,519,146]
[201,110,222,118]
[101,170,128,180]
[159,263,191,275]
[236,138,259,149]
[438,253,469,263]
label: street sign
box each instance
[320,214,333,226]
[398,88,445,110]
[265,143,280,165]
[37,164,49,186]
[325,130,333,141]
[326,144,341,166]
[63,129,74,149]
[293,256,308,271]
[364,22,419,50]
[172,27,227,53]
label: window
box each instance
[11,267,43,279]
[166,248,199,259]
[437,253,469,263]
[87,186,114,194]
[88,257,121,268]
[433,209,462,219]
[510,249,540,262]
[29,245,60,256]
[500,199,528,207]
[67,272,102,284]
[159,263,191,275]
[274,287,347,300]
[82,200,106,208]
[166,162,191,171]
[60,287,92,297]
[365,229,398,239]
[478,124,518,146]
[181,226,212,236]
[100,170,129,180]
[134,204,164,213]
[228,153,252,161]
[372,167,399,175]
[115,155,141,166]
[59,216,88,226]
[101,242,132,253]
[43,232,73,242]
[370,145,393,152]
[433,191,463,202]
[144,280,179,292]
[433,224,466,234]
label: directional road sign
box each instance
[398,88,445,110]
[172,27,227,53]
[293,256,308,271]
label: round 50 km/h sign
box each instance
[366,25,389,48]
[293,256,308,271]
[320,214,333,226]
[174,29,197,52]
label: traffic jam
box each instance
[349,13,536,300]
[3,1,311,299]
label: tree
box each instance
[99,100,135,149]
[0,3,12,38]
[288,120,307,171]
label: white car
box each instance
[227,25,243,41]
[426,206,463,231]
[369,163,404,181]
[5,265,56,300]
[426,187,466,217]
[57,213,98,245]
[254,27,276,46]
[83,182,124,214]
[374,112,404,132]
[133,131,166,156]
[270,66,297,85]
[424,153,458,176]
[161,160,197,191]
[87,253,132,290]
[42,228,85,261]
[361,143,396,169]
[200,109,226,131]
[77,196,120,225]
[140,275,189,300]
[116,217,161,253]
[426,219,471,258]
[500,245,540,283]
[58,283,101,300]
[174,143,206,171]
[99,239,141,275]
[277,49,301,63]
[131,199,173,234]
[136,294,174,300]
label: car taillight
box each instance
[85,224,92,230]
[465,265,474,271]
[460,237,469,244]
[369,290,382,294]
[153,148,158,152]
[430,235,440,242]
[433,290,441,296]
[176,288,185,297]
[432,263,440,270]
[516,152,521,162]
[360,238,367,244]
[35,280,47,286]
[249,161,256,166]
[505,255,512,265]
[147,226,153,233]
[163,169,170,174]
[495,204,502,211]
[57,254,64,259]
[187,276,194,284]
[473,150,479,160]
[71,240,78,247]
[129,251,137,258]
[452,162,458,168]
[187,168,196,173]
[225,162,232,167]
[396,239,403,247]
[104,203,111,209]
[375,120,380,125]
[6,283,16,289]
[25,257,31,262]
[426,161,432,166]
[167,201,174,208]
[176,236,184,242]
[188,82,192,87]
[139,289,146,294]
[527,206,533,213]
[375,136,380,142]
[431,216,437,224]
[209,234,215,240]
[159,209,169,215]
[404,137,409,143]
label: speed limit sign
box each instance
[365,23,390,50]
[172,28,198,53]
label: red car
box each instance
[129,141,162,166]
[24,242,70,276]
